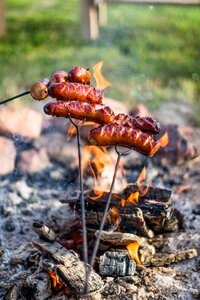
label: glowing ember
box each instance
[159,131,169,148]
[126,241,141,265]
[92,61,112,89]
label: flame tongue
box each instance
[47,270,64,290]
[127,241,141,265]
[92,61,112,89]
[159,131,169,148]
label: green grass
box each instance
[0,0,199,118]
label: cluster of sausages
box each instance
[30,67,161,157]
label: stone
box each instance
[0,106,43,140]
[17,148,50,173]
[0,136,16,175]
[34,132,77,165]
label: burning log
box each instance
[123,184,172,202]
[99,252,136,276]
[32,240,103,296]
[61,186,182,237]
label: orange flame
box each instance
[89,189,104,200]
[92,61,112,89]
[126,192,140,205]
[67,123,77,140]
[136,165,149,197]
[127,241,141,265]
[67,121,96,140]
[47,270,64,289]
[83,145,114,193]
[159,131,169,148]
[109,206,121,226]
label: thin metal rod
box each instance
[69,116,88,264]
[0,91,30,106]
[90,145,132,268]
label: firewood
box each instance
[32,240,103,296]
[32,221,56,242]
[123,184,172,202]
[150,248,197,267]
[95,231,145,246]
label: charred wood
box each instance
[123,184,172,202]
[99,252,136,276]
[95,231,145,246]
[32,221,56,242]
[150,248,197,267]
[32,240,103,296]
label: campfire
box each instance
[0,62,199,300]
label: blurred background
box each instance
[0,0,199,122]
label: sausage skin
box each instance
[48,82,103,104]
[68,67,92,85]
[113,114,161,134]
[50,70,68,83]
[43,100,115,124]
[30,78,49,100]
[89,124,161,157]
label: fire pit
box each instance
[0,63,200,299]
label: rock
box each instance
[156,125,197,165]
[0,106,43,140]
[0,136,16,175]
[17,148,50,173]
[34,132,77,165]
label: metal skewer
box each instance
[0,91,30,106]
[90,145,132,268]
[68,115,88,265]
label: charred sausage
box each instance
[43,100,115,124]
[48,82,103,104]
[68,67,92,85]
[113,114,161,134]
[30,78,49,100]
[89,124,161,157]
[50,70,68,83]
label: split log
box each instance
[32,240,103,296]
[99,252,136,276]
[150,248,197,267]
[95,230,146,246]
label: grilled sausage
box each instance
[30,78,49,100]
[89,124,161,157]
[68,67,92,85]
[50,70,68,83]
[113,114,161,134]
[48,82,103,104]
[43,100,115,124]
